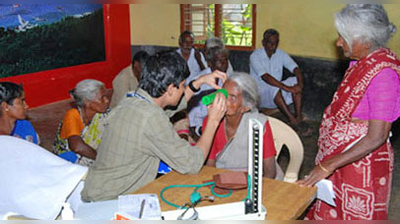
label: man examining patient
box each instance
[82,51,227,202]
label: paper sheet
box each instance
[316,179,336,207]
[118,194,161,219]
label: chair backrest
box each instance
[267,116,304,183]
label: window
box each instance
[181,4,256,50]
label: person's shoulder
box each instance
[114,65,133,80]
[250,48,265,59]
[198,67,212,76]
[15,119,34,128]
[251,48,264,55]
[65,108,79,115]
[63,108,80,120]
[117,96,162,119]
[275,48,290,57]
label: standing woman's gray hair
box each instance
[228,72,259,111]
[70,79,105,107]
[334,4,397,53]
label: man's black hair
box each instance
[263,28,280,41]
[138,51,189,98]
[179,30,195,44]
[132,50,149,65]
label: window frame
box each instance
[180,4,257,51]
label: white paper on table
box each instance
[75,200,118,220]
[315,179,336,207]
[118,194,162,219]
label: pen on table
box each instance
[139,199,146,219]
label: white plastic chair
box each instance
[267,116,304,183]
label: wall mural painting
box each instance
[0,4,106,78]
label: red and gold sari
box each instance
[307,48,400,220]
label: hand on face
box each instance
[198,70,227,90]
[207,93,227,123]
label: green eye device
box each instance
[201,88,228,106]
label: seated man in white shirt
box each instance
[250,28,306,128]
[176,30,208,86]
[110,51,149,108]
[188,46,230,140]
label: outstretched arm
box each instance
[297,119,391,187]
[184,70,227,102]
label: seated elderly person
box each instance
[205,72,280,179]
[188,46,230,140]
[110,50,149,108]
[0,82,29,136]
[204,37,234,74]
[53,79,110,166]
[176,30,208,86]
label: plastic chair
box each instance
[267,116,304,183]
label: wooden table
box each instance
[133,166,317,220]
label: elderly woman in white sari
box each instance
[204,72,280,179]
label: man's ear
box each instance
[166,84,175,97]
[133,61,140,69]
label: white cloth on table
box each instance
[0,136,87,220]
[250,48,298,108]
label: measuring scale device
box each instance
[161,118,267,220]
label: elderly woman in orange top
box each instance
[298,4,400,220]
[53,79,110,166]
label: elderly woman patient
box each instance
[298,4,400,220]
[53,79,110,166]
[204,72,280,179]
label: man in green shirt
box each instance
[82,51,227,201]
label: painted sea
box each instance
[0,4,105,78]
[0,4,103,30]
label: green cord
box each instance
[246,174,251,200]
[160,182,233,208]
[210,185,233,198]
[160,182,215,208]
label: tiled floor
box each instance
[27,100,400,220]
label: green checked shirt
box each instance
[81,88,204,202]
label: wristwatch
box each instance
[188,80,200,93]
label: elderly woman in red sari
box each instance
[298,4,400,220]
